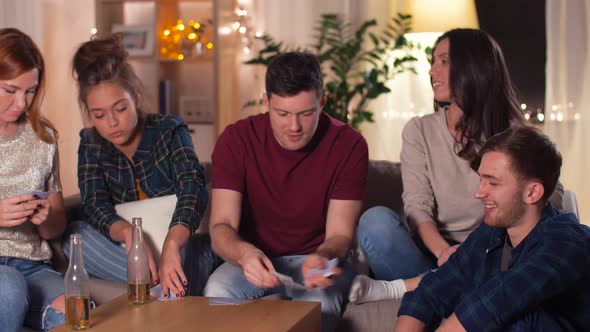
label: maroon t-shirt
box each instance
[212,112,368,257]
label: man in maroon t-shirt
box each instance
[203,52,368,331]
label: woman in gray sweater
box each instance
[349,29,546,303]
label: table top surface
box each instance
[52,295,321,332]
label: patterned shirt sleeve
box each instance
[78,131,122,238]
[398,227,485,325]
[167,123,208,233]
[455,216,590,331]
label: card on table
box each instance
[150,284,182,302]
[16,190,49,200]
[208,297,253,306]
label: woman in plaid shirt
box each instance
[64,34,209,299]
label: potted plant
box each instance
[244,13,418,129]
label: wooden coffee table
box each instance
[52,295,321,331]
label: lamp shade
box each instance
[401,0,479,33]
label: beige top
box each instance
[401,110,484,243]
[401,110,564,243]
[0,122,61,261]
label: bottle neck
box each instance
[69,234,84,268]
[132,223,144,244]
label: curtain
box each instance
[545,0,590,222]
[0,0,43,47]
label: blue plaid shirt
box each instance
[78,114,208,239]
[399,203,590,331]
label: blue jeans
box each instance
[64,220,217,295]
[357,206,437,280]
[0,257,65,332]
[63,221,127,282]
[204,255,356,332]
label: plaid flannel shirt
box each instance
[78,114,208,239]
[399,203,590,331]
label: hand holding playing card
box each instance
[28,199,50,225]
[237,248,280,289]
[272,271,307,290]
[302,255,341,289]
[0,194,40,228]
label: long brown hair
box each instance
[0,28,56,143]
[432,29,525,161]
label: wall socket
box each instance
[179,96,213,123]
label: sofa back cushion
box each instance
[364,160,404,216]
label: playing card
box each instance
[272,272,307,290]
[208,297,252,306]
[16,190,49,200]
[150,284,182,301]
[307,258,339,278]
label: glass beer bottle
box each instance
[64,233,91,329]
[128,217,150,304]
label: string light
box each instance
[159,19,214,61]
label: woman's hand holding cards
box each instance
[0,193,44,227]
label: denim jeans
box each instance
[63,221,127,282]
[0,257,65,332]
[204,255,356,332]
[357,206,438,280]
[64,220,216,295]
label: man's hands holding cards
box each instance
[302,255,340,289]
[272,256,340,290]
[238,248,280,288]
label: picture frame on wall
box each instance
[112,24,154,57]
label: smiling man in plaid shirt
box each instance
[394,126,590,332]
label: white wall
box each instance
[0,0,90,196]
[0,0,43,45]
[42,0,94,196]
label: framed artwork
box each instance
[112,24,154,57]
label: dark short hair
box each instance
[265,52,323,99]
[471,126,562,202]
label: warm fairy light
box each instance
[520,103,527,110]
[232,21,241,30]
[524,113,530,120]
[239,26,247,34]
[160,18,212,60]
[255,31,263,38]
[91,28,97,35]
[206,42,213,49]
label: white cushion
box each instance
[115,194,177,263]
